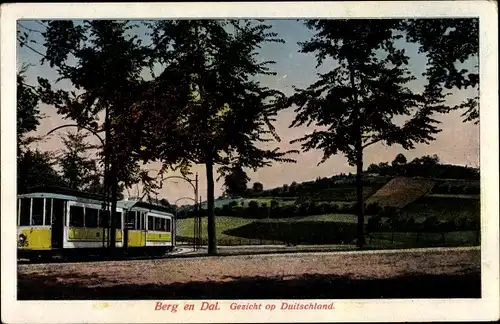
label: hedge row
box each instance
[178,201,385,219]
[367,215,480,233]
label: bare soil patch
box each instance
[367,177,436,208]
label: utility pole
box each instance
[198,195,202,249]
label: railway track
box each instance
[17,246,198,264]
[17,245,480,265]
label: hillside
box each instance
[366,177,436,208]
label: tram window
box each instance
[166,219,171,232]
[148,216,154,230]
[126,211,136,229]
[160,218,166,232]
[99,210,110,227]
[139,212,145,230]
[52,199,65,226]
[86,208,98,228]
[19,198,31,226]
[31,198,44,226]
[154,217,161,231]
[44,199,52,226]
[70,205,84,227]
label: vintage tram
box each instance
[17,187,175,261]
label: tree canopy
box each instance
[403,19,479,124]
[136,20,297,254]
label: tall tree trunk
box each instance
[206,156,217,255]
[355,144,366,248]
[346,55,365,248]
[109,163,118,249]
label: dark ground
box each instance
[17,247,481,300]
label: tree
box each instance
[38,20,151,248]
[404,19,479,124]
[410,154,440,165]
[140,20,296,255]
[252,182,264,194]
[287,19,450,247]
[17,148,67,193]
[16,65,66,192]
[57,131,101,191]
[392,153,407,166]
[223,166,250,197]
[17,65,43,156]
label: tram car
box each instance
[17,187,175,260]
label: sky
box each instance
[17,19,480,205]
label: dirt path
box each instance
[18,247,480,299]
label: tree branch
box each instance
[362,138,382,149]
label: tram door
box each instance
[123,210,135,251]
[51,199,65,249]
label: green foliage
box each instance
[289,20,449,165]
[17,65,43,155]
[16,65,66,193]
[392,153,407,167]
[17,149,66,193]
[38,20,151,190]
[252,182,264,194]
[57,131,100,190]
[223,166,250,197]
[403,19,479,124]
[138,20,298,254]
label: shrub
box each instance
[423,216,439,231]
[308,202,319,215]
[247,200,259,209]
[329,204,339,213]
[366,215,382,232]
[221,204,232,216]
[317,203,328,215]
[365,202,382,215]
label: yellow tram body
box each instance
[18,227,52,250]
[17,187,176,260]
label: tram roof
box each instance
[19,186,175,215]
[118,199,174,214]
[19,186,107,202]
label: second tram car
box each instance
[17,187,175,260]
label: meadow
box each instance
[177,176,480,248]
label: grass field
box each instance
[177,178,480,248]
[399,195,480,222]
[178,214,376,245]
[177,216,254,241]
[367,231,479,248]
